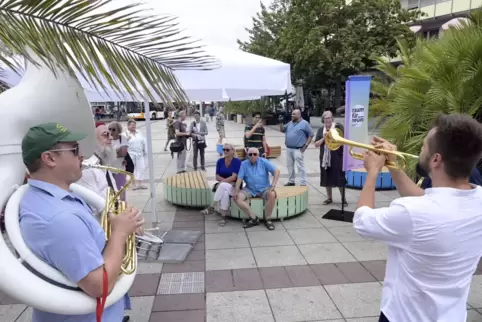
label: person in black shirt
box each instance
[244,114,268,157]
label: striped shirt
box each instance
[244,125,265,152]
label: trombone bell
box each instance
[324,128,419,170]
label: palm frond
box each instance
[0,0,220,103]
[373,8,482,177]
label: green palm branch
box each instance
[373,9,482,177]
[0,0,219,102]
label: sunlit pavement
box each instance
[3,118,482,322]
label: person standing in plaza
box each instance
[279,109,314,186]
[125,119,147,189]
[164,114,176,152]
[108,121,129,200]
[356,113,482,322]
[244,113,268,158]
[174,110,190,173]
[314,110,347,206]
[216,106,226,145]
[189,111,208,171]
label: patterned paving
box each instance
[2,119,482,321]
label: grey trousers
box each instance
[177,150,187,173]
[192,141,205,169]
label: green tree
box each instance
[374,10,482,176]
[277,0,421,94]
[237,0,290,59]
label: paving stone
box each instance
[162,230,202,244]
[287,227,338,244]
[205,270,234,292]
[150,309,205,322]
[193,241,205,251]
[157,243,193,263]
[298,243,357,264]
[126,296,154,322]
[468,276,482,308]
[185,250,205,261]
[285,265,321,287]
[325,282,383,318]
[129,274,161,297]
[360,260,387,281]
[152,294,205,311]
[247,230,294,247]
[336,262,377,283]
[259,266,293,289]
[281,213,323,229]
[157,272,204,294]
[206,290,274,322]
[137,261,164,274]
[233,268,264,291]
[0,295,23,305]
[206,248,256,270]
[173,214,204,222]
[0,304,27,322]
[311,263,350,285]
[343,241,387,261]
[205,232,250,249]
[329,226,372,242]
[467,310,482,322]
[252,245,307,267]
[162,261,205,273]
[267,286,342,322]
[172,221,205,230]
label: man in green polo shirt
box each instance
[244,114,268,157]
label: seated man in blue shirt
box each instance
[19,123,144,322]
[234,147,280,230]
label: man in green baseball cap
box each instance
[19,122,144,322]
[22,122,87,190]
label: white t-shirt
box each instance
[354,186,482,322]
[111,134,129,169]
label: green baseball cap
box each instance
[22,122,87,165]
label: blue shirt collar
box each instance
[28,179,78,201]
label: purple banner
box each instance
[343,76,372,172]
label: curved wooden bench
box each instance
[228,186,308,220]
[164,171,213,207]
[235,145,282,160]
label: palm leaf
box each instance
[373,8,482,177]
[0,0,219,103]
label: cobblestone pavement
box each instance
[2,118,482,322]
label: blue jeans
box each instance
[286,148,306,185]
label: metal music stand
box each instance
[322,176,354,223]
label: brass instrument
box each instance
[325,128,419,170]
[84,164,137,275]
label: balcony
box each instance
[401,0,482,19]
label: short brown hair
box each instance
[428,113,482,178]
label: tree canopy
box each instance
[239,0,421,91]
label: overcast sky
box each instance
[112,0,273,49]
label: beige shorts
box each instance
[240,187,275,201]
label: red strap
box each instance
[96,268,108,322]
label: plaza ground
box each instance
[2,117,482,322]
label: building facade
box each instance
[401,0,482,38]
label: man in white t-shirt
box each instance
[77,125,118,208]
[354,113,482,322]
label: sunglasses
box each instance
[108,128,116,132]
[49,144,80,157]
[248,153,258,157]
[223,148,231,152]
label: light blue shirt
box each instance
[238,158,276,195]
[19,180,127,322]
[281,119,314,148]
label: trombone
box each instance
[325,128,419,170]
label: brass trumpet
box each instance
[84,164,137,275]
[325,128,419,170]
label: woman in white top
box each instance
[108,121,129,200]
[125,119,148,189]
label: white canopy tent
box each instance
[1,47,291,225]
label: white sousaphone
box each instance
[0,57,136,314]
